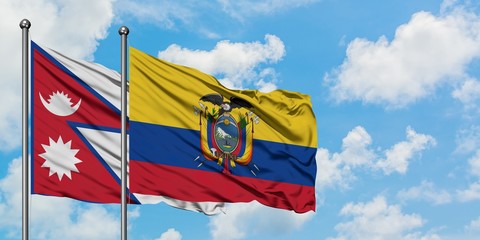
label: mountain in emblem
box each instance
[216,127,231,139]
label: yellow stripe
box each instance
[129,47,317,148]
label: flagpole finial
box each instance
[19,19,31,29]
[119,26,129,36]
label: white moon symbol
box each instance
[39,92,82,116]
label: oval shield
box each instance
[214,114,239,153]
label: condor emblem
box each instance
[193,93,261,175]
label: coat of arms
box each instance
[193,93,261,175]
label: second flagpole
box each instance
[119,26,129,240]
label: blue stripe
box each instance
[130,121,317,186]
[30,41,36,193]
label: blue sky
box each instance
[1,0,480,239]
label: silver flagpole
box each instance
[119,26,129,240]
[20,19,31,240]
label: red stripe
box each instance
[130,160,316,213]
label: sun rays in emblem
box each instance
[39,136,82,181]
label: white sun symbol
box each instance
[39,136,83,181]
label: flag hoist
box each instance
[20,18,31,240]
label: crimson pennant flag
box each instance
[31,41,138,203]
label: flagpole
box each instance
[20,19,31,240]
[119,25,129,240]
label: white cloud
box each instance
[316,126,435,190]
[128,206,141,219]
[396,180,452,205]
[255,79,278,93]
[52,205,118,240]
[315,126,375,190]
[0,157,23,235]
[375,127,436,175]
[158,34,285,91]
[0,0,115,151]
[0,157,119,239]
[457,182,480,202]
[315,148,353,190]
[326,8,480,108]
[2,0,114,60]
[403,232,442,240]
[440,0,459,13]
[155,228,182,240]
[209,202,314,240]
[468,150,480,177]
[116,0,319,30]
[437,216,480,240]
[115,0,194,29]
[328,196,430,240]
[456,146,480,202]
[339,126,376,167]
[218,0,319,21]
[465,216,480,233]
[455,125,480,154]
[452,78,480,111]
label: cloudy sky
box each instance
[1,0,480,239]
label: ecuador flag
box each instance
[129,47,317,213]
